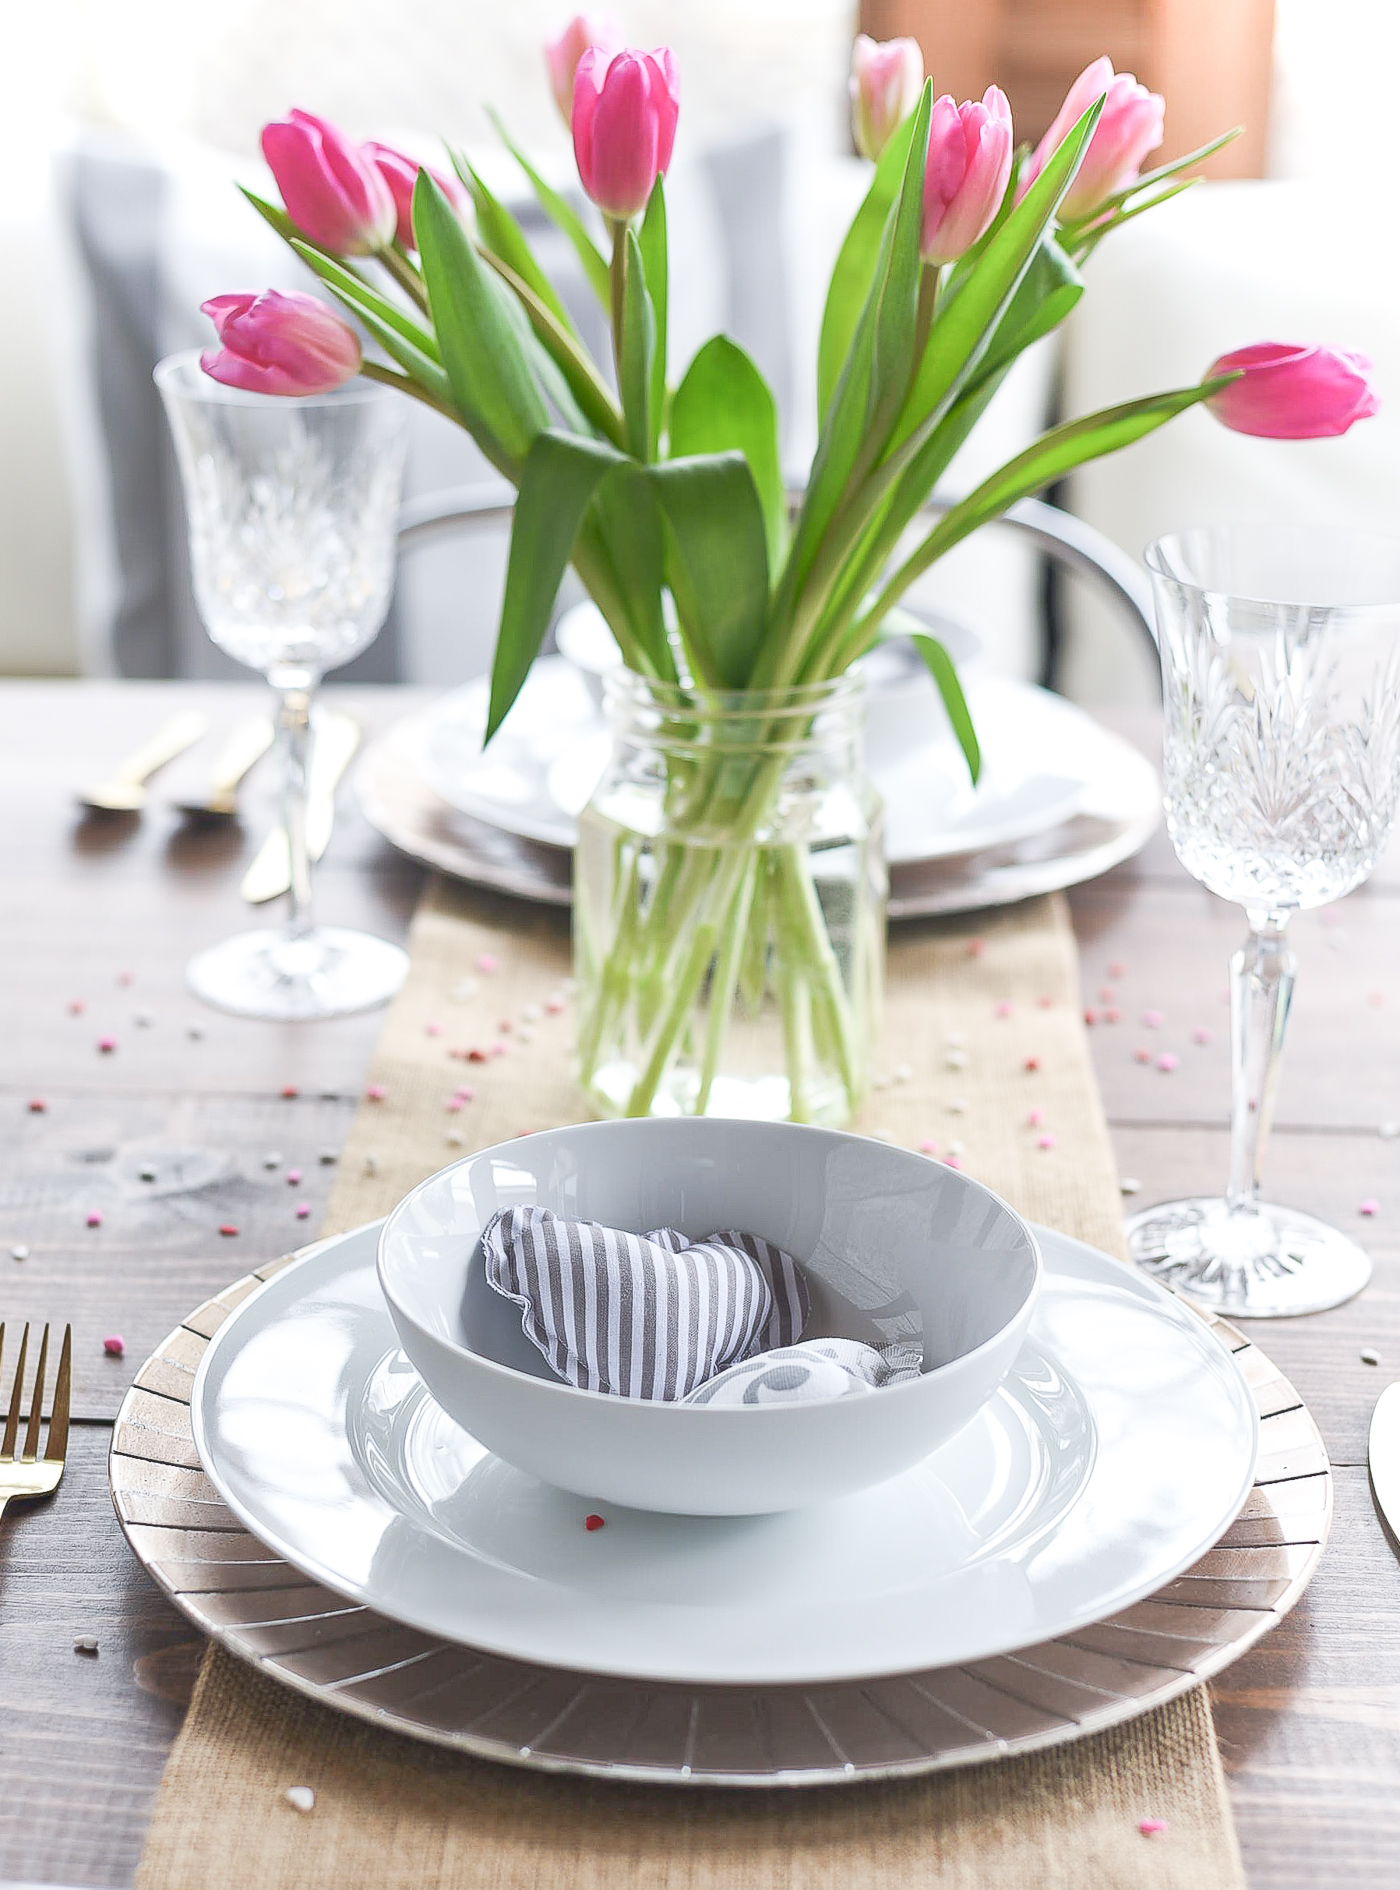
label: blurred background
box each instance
[2,0,1394,708]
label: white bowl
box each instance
[378,1119,1041,1516]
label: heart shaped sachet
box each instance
[481,1206,810,1400]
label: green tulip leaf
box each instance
[650,453,770,689]
[488,108,610,308]
[816,114,917,425]
[586,464,672,678]
[902,627,981,785]
[455,152,578,339]
[669,336,785,572]
[414,169,549,470]
[638,179,668,455]
[288,241,448,399]
[490,430,626,740]
[618,227,655,461]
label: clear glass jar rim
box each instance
[153,348,397,412]
[602,669,864,714]
[1146,523,1400,615]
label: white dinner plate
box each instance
[420,658,1089,866]
[191,1219,1257,1688]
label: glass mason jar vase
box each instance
[574,672,886,1124]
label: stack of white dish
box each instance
[355,607,1162,918]
[191,1120,1258,1712]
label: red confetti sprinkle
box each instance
[1028,1108,1044,1127]
[424,1021,443,1036]
[584,1513,605,1532]
[545,998,565,1015]
[477,952,499,973]
[68,999,85,1015]
[1360,1198,1379,1217]
[219,1223,239,1237]
[995,1001,1013,1018]
[446,1098,464,1112]
[1036,995,1054,1009]
[86,1210,102,1228]
[1322,906,1341,926]
[1038,1133,1056,1150]
[491,1041,508,1057]
[117,970,133,986]
[287,1168,303,1185]
[366,1083,386,1101]
[28,1099,46,1113]
[1098,986,1116,1004]
[1157,1052,1179,1073]
[1084,1007,1098,1026]
[1024,1056,1040,1072]
[103,1334,125,1357]
[1193,1026,1212,1045]
[455,1086,475,1102]
[967,938,986,958]
[918,1137,938,1155]
[1108,961,1126,978]
[467,1047,490,1062]
[1142,1008,1163,1028]
[295,1201,311,1220]
[1138,1819,1167,1837]
[1104,1007,1121,1024]
[1370,991,1385,1007]
[1134,1047,1151,1064]
[498,1019,513,1033]
[944,1155,963,1169]
[280,1084,298,1099]
[97,1036,117,1054]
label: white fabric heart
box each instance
[481,1206,810,1400]
[682,1337,924,1406]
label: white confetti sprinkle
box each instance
[135,1010,154,1028]
[894,1062,913,1083]
[285,1786,315,1813]
[139,1166,157,1182]
[73,1636,99,1655]
[10,1244,27,1261]
[517,1026,536,1044]
[1362,1348,1380,1366]
[562,978,578,995]
[947,1098,967,1115]
[363,1155,379,1177]
[446,1132,465,1148]
[1381,1122,1400,1140]
[187,1025,205,1041]
[945,1030,966,1048]
[263,1152,282,1170]
[946,1049,969,1070]
[450,977,479,1002]
[871,1127,896,1142]
[872,1075,891,1091]
[522,1003,542,1022]
[948,1139,966,1156]
[1120,1177,1142,1195]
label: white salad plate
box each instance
[190,1218,1258,1689]
[419,656,1088,866]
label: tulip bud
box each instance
[199,290,362,397]
[921,88,1014,265]
[1021,56,1164,221]
[572,46,680,222]
[849,33,924,163]
[545,12,625,126]
[261,109,397,255]
[362,141,473,252]
[1205,342,1380,440]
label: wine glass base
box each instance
[187,926,408,1022]
[1124,1196,1372,1318]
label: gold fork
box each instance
[0,1322,72,1523]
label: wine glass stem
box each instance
[1225,914,1296,1213]
[277,685,315,941]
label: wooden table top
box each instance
[1,678,1397,1888]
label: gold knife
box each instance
[173,716,275,818]
[78,710,209,812]
[239,711,362,904]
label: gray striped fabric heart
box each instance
[481,1207,810,1400]
[682,1338,925,1407]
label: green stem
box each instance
[358,359,462,427]
[379,242,430,313]
[695,855,758,1115]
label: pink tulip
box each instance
[546,12,625,126]
[921,88,1014,265]
[1022,56,1164,220]
[849,33,924,163]
[261,109,396,255]
[199,290,362,397]
[572,47,680,222]
[1205,342,1380,439]
[362,141,471,251]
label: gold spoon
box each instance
[172,717,275,819]
[78,711,210,813]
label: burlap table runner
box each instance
[136,879,1245,1890]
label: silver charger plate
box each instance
[354,700,1160,921]
[111,1232,1329,1787]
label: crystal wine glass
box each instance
[1126,523,1400,1316]
[156,351,409,1020]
